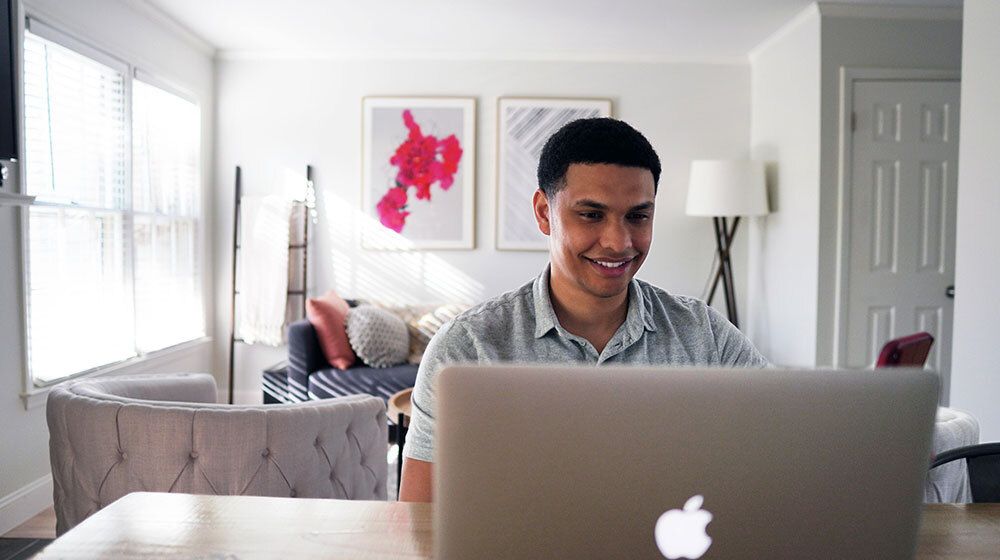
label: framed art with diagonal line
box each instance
[495,97,612,250]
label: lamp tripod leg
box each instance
[706,218,740,305]
[711,216,740,329]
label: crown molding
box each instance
[216,48,747,65]
[748,1,961,63]
[124,0,217,57]
[816,2,962,21]
[748,3,820,63]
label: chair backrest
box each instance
[930,443,1000,503]
[876,332,934,368]
[47,373,388,534]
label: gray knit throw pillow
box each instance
[345,305,410,368]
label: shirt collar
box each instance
[627,277,659,337]
[532,267,558,338]
[532,265,658,340]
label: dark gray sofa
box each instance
[263,319,418,405]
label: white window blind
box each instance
[22,26,203,384]
[132,80,203,353]
[23,29,133,383]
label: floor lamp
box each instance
[685,160,769,329]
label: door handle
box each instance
[946,285,955,299]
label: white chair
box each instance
[926,407,979,503]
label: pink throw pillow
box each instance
[306,291,356,370]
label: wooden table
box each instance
[36,493,1000,559]
[388,387,413,429]
[917,503,1000,559]
[38,493,432,559]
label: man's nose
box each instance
[600,220,632,253]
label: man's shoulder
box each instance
[421,278,536,363]
[448,278,536,332]
[635,278,712,323]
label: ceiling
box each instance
[136,0,963,61]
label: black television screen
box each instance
[0,0,17,161]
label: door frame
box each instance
[832,68,960,382]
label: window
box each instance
[22,22,203,384]
[131,80,203,353]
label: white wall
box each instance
[815,11,963,371]
[748,7,822,367]
[0,0,214,533]
[951,0,1000,442]
[747,5,963,368]
[214,58,752,399]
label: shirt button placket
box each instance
[601,340,624,363]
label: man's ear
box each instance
[533,189,551,236]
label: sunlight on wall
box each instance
[322,193,484,305]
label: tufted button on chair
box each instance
[46,373,388,535]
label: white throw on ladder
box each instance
[237,194,293,346]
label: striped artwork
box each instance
[496,98,612,250]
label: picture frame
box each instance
[362,96,476,250]
[495,97,613,251]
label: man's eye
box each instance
[579,212,601,220]
[628,213,650,222]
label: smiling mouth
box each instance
[585,256,635,269]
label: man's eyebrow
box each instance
[571,199,655,212]
[572,199,609,210]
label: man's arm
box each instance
[398,457,433,502]
[398,319,477,502]
[706,305,770,367]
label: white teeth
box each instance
[595,260,627,268]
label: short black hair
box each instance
[536,117,661,197]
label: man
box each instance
[399,118,767,502]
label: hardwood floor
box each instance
[2,507,55,539]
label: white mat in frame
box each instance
[495,97,612,251]
[362,96,477,250]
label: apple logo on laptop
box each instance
[654,494,713,559]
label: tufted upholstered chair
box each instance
[46,373,388,535]
[926,407,980,503]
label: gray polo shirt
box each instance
[402,267,768,463]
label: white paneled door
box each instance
[846,80,960,395]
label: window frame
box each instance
[18,14,208,401]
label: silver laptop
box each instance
[434,365,938,559]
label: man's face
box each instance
[533,163,656,301]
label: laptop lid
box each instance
[434,365,938,559]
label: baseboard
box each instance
[0,475,53,536]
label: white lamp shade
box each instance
[685,159,769,217]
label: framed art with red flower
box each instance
[362,97,476,250]
[495,97,612,250]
